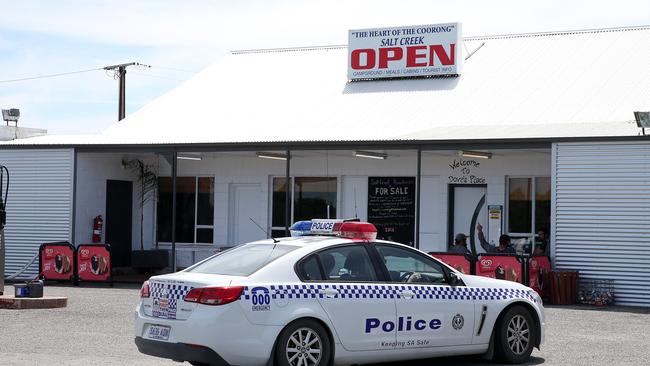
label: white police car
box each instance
[135,220,544,366]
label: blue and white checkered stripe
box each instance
[150,282,192,300]
[242,284,534,301]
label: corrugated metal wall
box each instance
[1,149,74,280]
[553,142,650,307]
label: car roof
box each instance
[246,235,354,247]
[246,235,410,248]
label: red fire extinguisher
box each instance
[92,215,103,243]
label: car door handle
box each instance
[321,288,339,298]
[400,290,415,299]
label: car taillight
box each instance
[184,286,244,306]
[140,280,150,298]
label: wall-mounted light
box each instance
[256,152,288,161]
[2,108,20,126]
[634,111,650,135]
[634,111,650,127]
[459,150,492,159]
[354,150,387,160]
[177,154,202,161]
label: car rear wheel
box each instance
[496,305,536,364]
[276,319,331,366]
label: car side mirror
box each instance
[448,272,464,287]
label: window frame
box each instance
[294,243,384,283]
[270,176,339,236]
[295,242,456,286]
[505,175,551,242]
[372,243,455,286]
[156,175,215,246]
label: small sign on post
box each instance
[39,242,76,282]
[76,244,112,286]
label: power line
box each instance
[0,67,103,83]
[0,64,196,84]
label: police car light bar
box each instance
[290,219,377,240]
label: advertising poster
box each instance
[40,242,75,281]
[476,255,522,283]
[368,177,415,245]
[430,253,472,274]
[487,205,502,244]
[529,256,551,297]
[348,23,462,80]
[77,244,111,282]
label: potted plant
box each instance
[122,158,168,270]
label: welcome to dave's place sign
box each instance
[348,23,462,80]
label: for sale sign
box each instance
[348,23,462,80]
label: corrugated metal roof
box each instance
[3,26,650,147]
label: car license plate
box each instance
[146,325,170,341]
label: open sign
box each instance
[348,23,462,80]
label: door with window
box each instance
[271,177,337,237]
[375,244,475,348]
[298,245,396,351]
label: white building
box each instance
[1,25,649,306]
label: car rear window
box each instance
[187,244,297,276]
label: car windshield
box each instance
[187,243,298,276]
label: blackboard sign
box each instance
[367,177,416,245]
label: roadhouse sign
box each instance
[348,23,462,80]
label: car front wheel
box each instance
[275,319,331,366]
[496,305,536,364]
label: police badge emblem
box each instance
[452,314,464,330]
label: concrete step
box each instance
[0,295,67,309]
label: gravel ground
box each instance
[1,284,649,366]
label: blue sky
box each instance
[0,0,648,135]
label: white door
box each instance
[229,184,264,244]
[315,245,397,351]
[375,244,475,349]
[451,186,488,254]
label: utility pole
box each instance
[104,62,151,121]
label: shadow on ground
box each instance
[545,304,650,314]
[377,355,545,365]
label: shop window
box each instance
[271,177,337,238]
[507,176,551,238]
[157,177,214,244]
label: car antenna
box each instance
[249,217,279,243]
[354,186,358,218]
